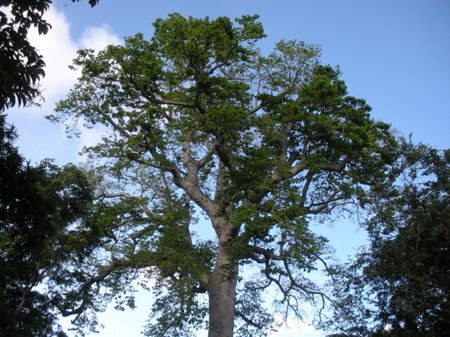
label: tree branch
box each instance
[235,310,264,330]
[59,257,126,317]
[176,136,218,220]
[196,142,215,168]
[208,42,239,75]
[150,95,197,109]
[214,136,234,171]
[305,190,345,214]
[246,242,333,321]
[16,287,28,312]
[246,245,285,262]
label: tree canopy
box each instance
[48,14,400,337]
[0,114,94,337]
[328,145,450,337]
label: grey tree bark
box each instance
[207,243,239,337]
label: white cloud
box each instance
[27,7,78,104]
[271,314,323,337]
[9,5,122,164]
[27,6,122,110]
[80,24,122,50]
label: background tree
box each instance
[0,0,99,111]
[49,14,398,337]
[0,114,94,337]
[328,144,449,337]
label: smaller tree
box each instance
[0,114,94,337]
[328,144,450,337]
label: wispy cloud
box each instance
[271,314,323,337]
[80,24,121,50]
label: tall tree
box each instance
[327,145,450,337]
[49,14,398,337]
[0,0,99,111]
[0,115,94,337]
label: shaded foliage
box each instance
[0,114,94,336]
[328,144,450,337]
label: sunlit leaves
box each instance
[48,13,402,337]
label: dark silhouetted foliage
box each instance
[0,0,99,110]
[0,114,94,336]
[329,144,450,337]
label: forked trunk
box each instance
[207,245,238,337]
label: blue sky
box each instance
[5,1,450,336]
[8,0,450,163]
[56,0,450,149]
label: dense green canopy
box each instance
[0,114,94,337]
[48,14,399,337]
[2,5,447,336]
[329,145,450,337]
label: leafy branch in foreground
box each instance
[0,0,99,110]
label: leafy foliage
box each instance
[0,114,94,336]
[48,14,399,336]
[328,144,450,337]
[0,0,99,110]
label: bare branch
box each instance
[305,190,345,214]
[248,103,262,115]
[99,192,144,200]
[59,257,126,317]
[152,96,196,109]
[300,171,314,207]
[196,143,215,168]
[246,241,333,322]
[235,310,264,330]
[16,287,28,312]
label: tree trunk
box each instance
[207,244,238,337]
